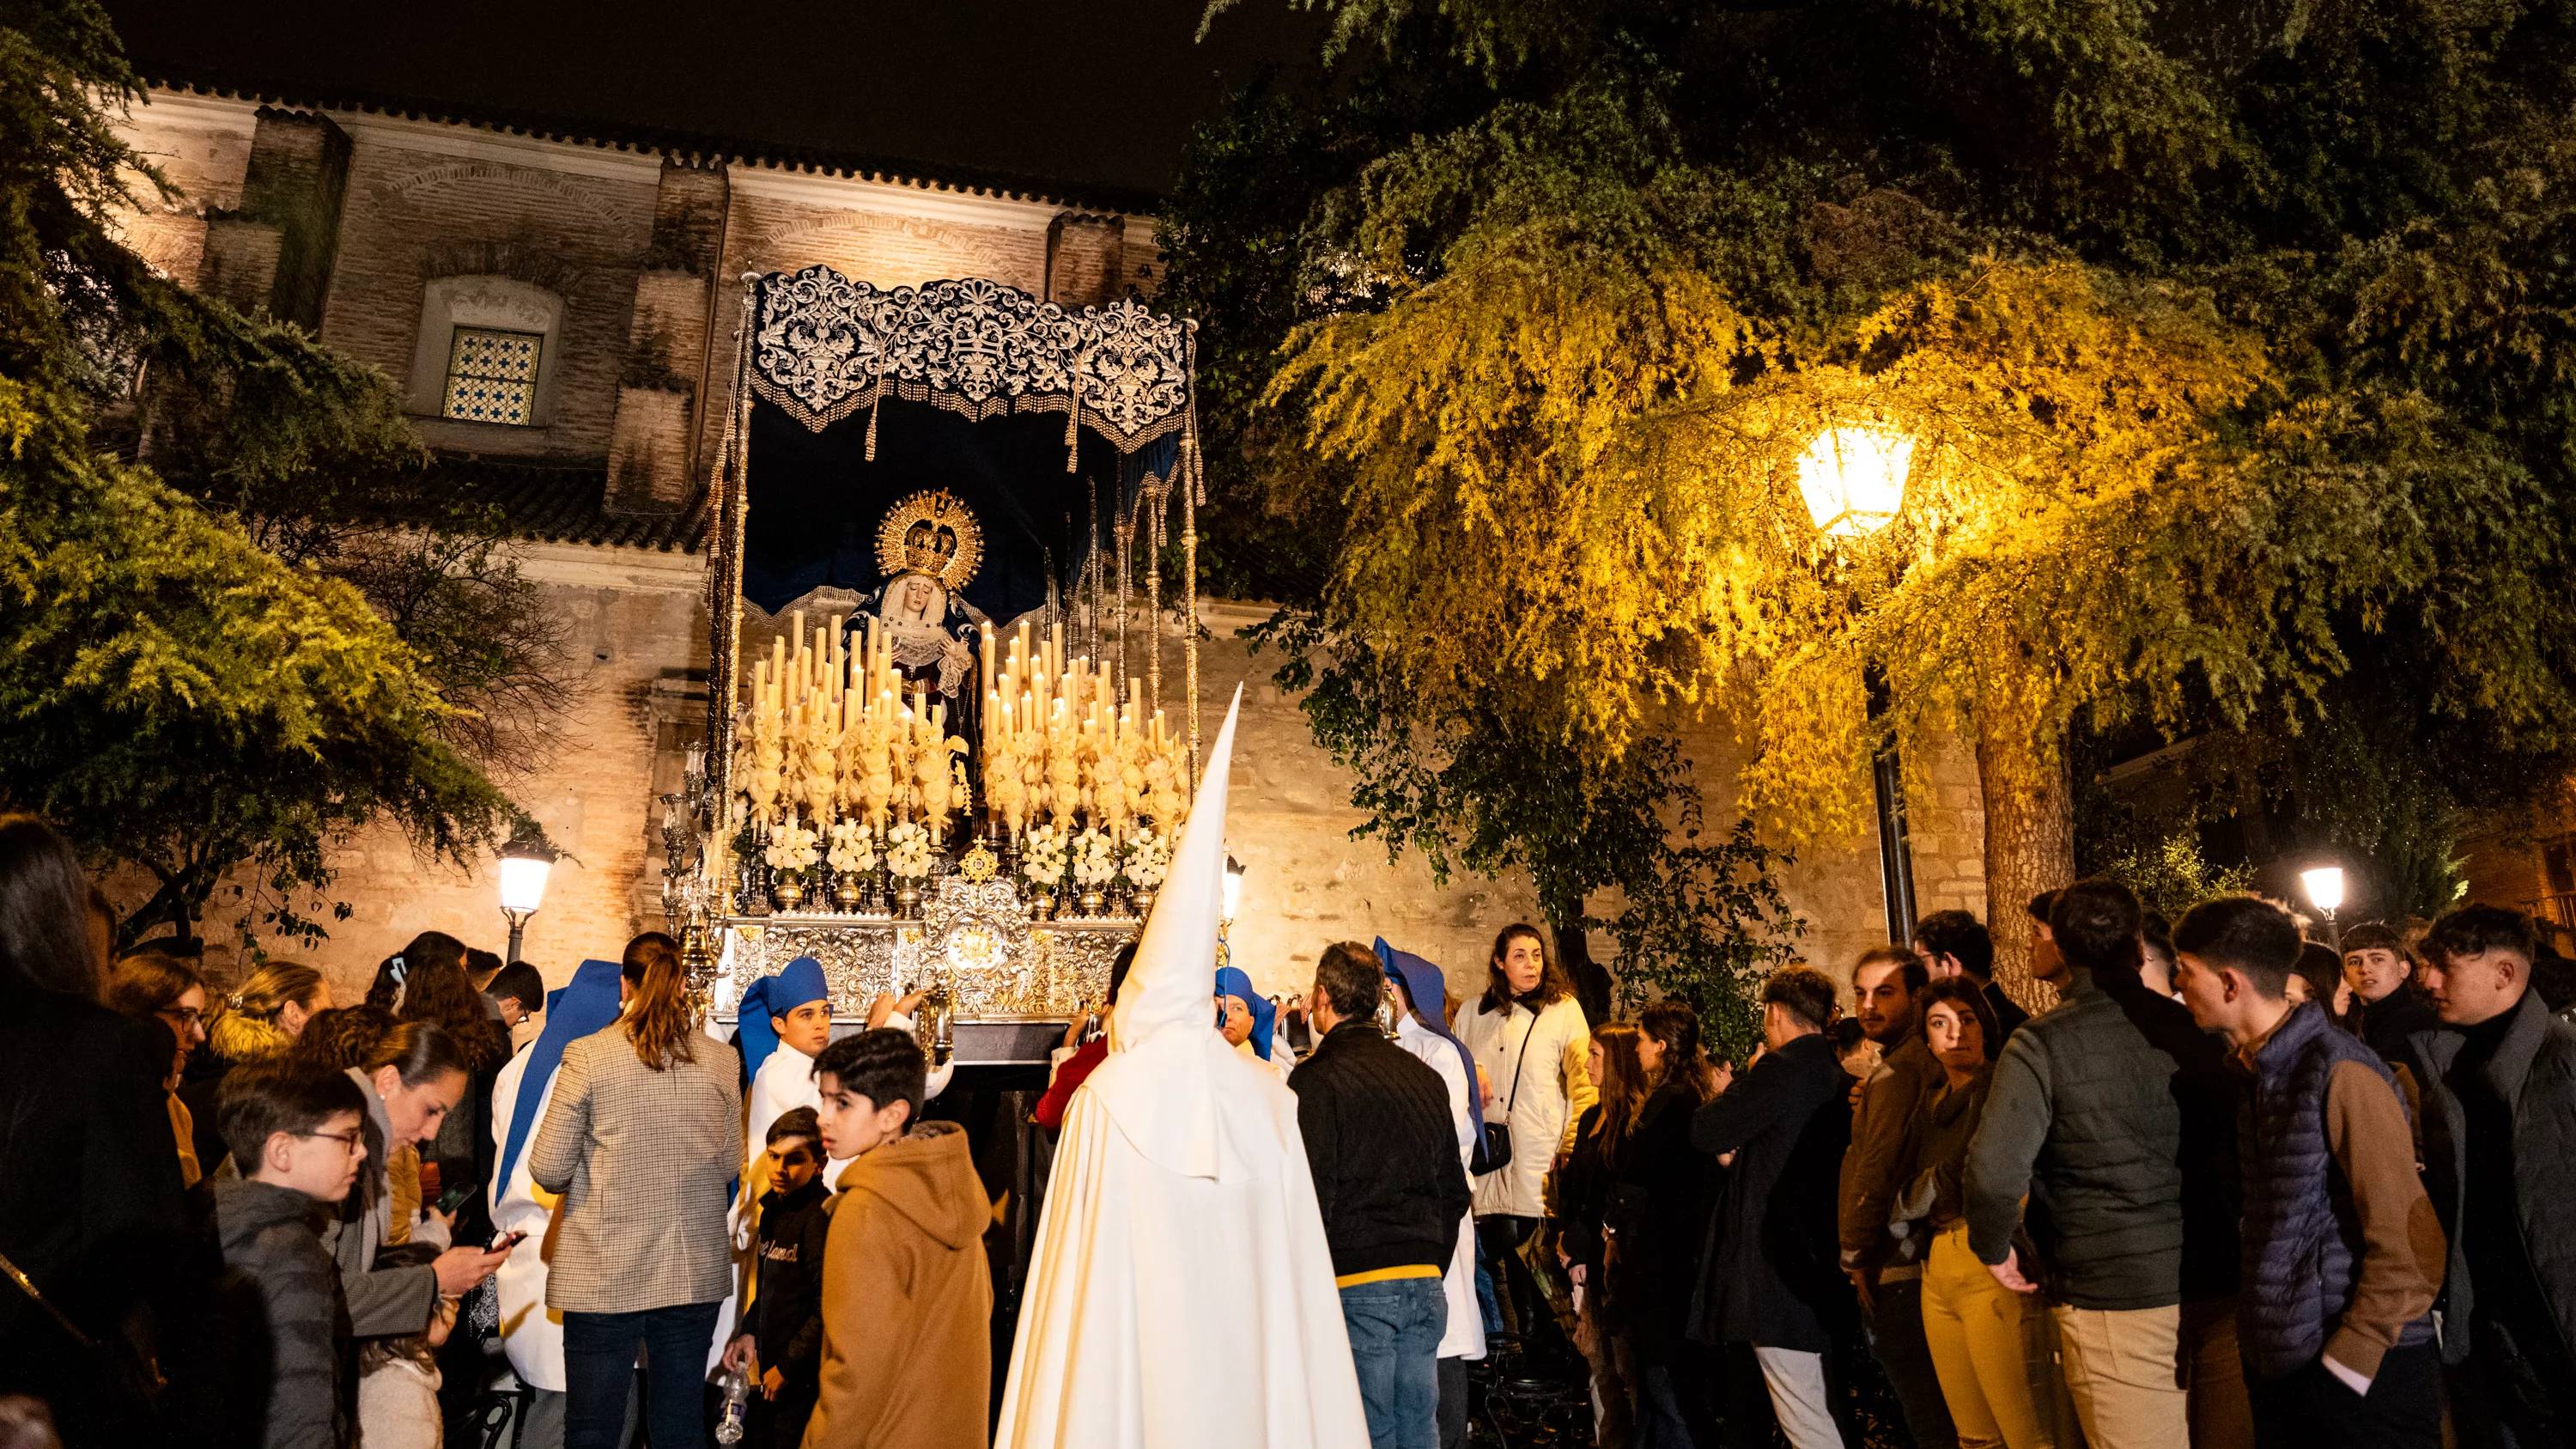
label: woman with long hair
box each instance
[104,949,210,1185]
[333,1022,512,1342]
[1624,1000,1727,1449]
[1560,1021,1653,1446]
[1909,977,2048,1449]
[0,814,191,1446]
[528,932,741,1449]
[383,933,508,1248]
[1455,922,1596,1364]
[0,813,106,998]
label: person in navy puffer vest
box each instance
[2172,896,2446,1449]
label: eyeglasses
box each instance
[155,1006,204,1030]
[296,1129,366,1156]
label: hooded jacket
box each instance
[213,1178,352,1449]
[806,1122,993,1449]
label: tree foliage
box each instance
[1,0,522,947]
[1169,0,2576,989]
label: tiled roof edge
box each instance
[132,68,1163,217]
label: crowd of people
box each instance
[7,788,2576,1449]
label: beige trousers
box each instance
[2051,1301,2189,1449]
[1922,1222,2047,1449]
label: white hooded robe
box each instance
[996,690,1370,1449]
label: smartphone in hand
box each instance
[486,1228,528,1255]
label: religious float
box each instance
[657,268,1209,1069]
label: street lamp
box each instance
[2302,866,2347,953]
[497,837,554,964]
[1797,427,1915,539]
[1800,424,1920,941]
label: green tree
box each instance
[1172,0,2576,1002]
[1,0,521,947]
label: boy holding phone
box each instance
[722,1108,832,1448]
[211,1059,372,1449]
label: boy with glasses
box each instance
[212,1059,373,1449]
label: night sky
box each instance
[102,0,1326,197]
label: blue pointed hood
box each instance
[496,959,624,1190]
[1376,938,1483,1141]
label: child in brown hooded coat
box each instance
[801,1028,993,1449]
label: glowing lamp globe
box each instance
[1797,428,1915,539]
[498,855,551,916]
[2301,867,2346,916]
[1221,854,1245,926]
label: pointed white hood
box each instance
[1088,687,1272,1183]
[1111,685,1238,1052]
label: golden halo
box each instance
[874,489,984,593]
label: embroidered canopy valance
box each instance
[746,268,1197,454]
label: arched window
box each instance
[407,276,565,429]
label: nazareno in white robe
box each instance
[997,1025,1370,1448]
[997,687,1369,1449]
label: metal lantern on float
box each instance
[1797,427,1916,539]
[2302,866,2347,953]
[1218,854,1245,971]
[497,836,554,964]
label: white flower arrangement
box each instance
[1122,827,1170,890]
[825,819,877,875]
[763,810,820,876]
[1072,827,1119,889]
[1022,823,1069,888]
[885,820,933,880]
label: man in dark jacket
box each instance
[1292,941,1473,1449]
[2409,904,2576,1446]
[2341,922,2437,1067]
[726,1107,833,1449]
[1838,946,1957,1449]
[1964,880,2188,1449]
[1691,965,1854,1449]
[1914,910,2030,1043]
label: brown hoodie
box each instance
[801,1121,993,1449]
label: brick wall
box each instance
[318,125,660,461]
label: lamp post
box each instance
[2301,866,2347,954]
[1799,426,1919,942]
[497,837,554,965]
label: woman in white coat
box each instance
[1453,922,1595,1360]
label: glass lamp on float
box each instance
[497,832,554,965]
[2302,866,2347,954]
[1218,854,1245,971]
[1799,425,1920,941]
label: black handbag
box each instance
[1473,1011,1540,1177]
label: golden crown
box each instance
[873,489,983,592]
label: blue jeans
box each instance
[562,1301,722,1449]
[1341,1275,1447,1449]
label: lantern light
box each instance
[2301,867,2346,916]
[1797,427,1916,539]
[497,834,556,963]
[1221,854,1245,927]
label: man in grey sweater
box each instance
[1963,879,2188,1449]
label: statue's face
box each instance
[902,575,933,615]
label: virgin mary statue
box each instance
[848,489,986,746]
